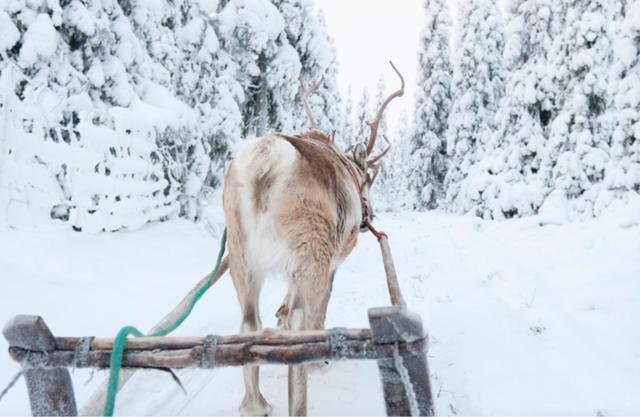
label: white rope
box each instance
[0,371,23,403]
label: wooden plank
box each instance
[3,315,78,417]
[377,235,406,307]
[54,328,372,351]
[10,337,426,369]
[368,306,434,416]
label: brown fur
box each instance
[277,131,353,235]
[252,169,274,213]
[223,131,366,417]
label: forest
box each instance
[1,0,638,231]
[1,1,640,416]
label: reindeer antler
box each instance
[366,61,404,157]
[369,162,382,184]
[368,135,391,165]
[299,74,324,130]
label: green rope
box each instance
[103,228,227,417]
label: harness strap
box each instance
[275,132,377,234]
[327,327,349,359]
[201,334,219,369]
[338,156,372,229]
[73,336,95,368]
[364,220,387,241]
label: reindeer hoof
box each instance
[275,304,289,329]
[308,360,330,371]
[240,394,272,417]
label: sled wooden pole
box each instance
[3,316,77,416]
[79,257,228,416]
[7,327,425,369]
[4,311,434,417]
[54,328,372,351]
[368,306,434,416]
[376,234,406,307]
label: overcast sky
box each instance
[315,0,425,130]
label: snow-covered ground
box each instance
[1,210,639,415]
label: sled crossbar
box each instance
[3,306,434,416]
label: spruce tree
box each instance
[216,0,299,136]
[597,0,640,212]
[373,76,389,143]
[371,75,391,186]
[407,0,452,210]
[444,0,505,216]
[480,0,561,219]
[0,0,223,229]
[339,85,355,148]
[206,40,244,187]
[354,87,371,146]
[272,1,340,134]
[385,111,413,210]
[539,0,616,218]
[313,10,342,134]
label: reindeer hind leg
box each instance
[286,261,334,416]
[229,259,272,417]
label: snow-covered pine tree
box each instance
[170,0,241,219]
[0,0,223,231]
[311,10,341,134]
[0,1,173,231]
[596,0,640,213]
[444,0,505,216]
[406,0,452,210]
[159,1,209,220]
[216,0,300,136]
[538,0,617,218]
[479,0,561,219]
[271,1,340,134]
[372,75,389,144]
[216,0,232,11]
[354,87,371,146]
[340,85,355,149]
[117,0,179,87]
[0,0,65,226]
[371,75,392,187]
[206,34,244,186]
[379,111,413,211]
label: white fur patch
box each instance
[230,136,298,278]
[290,308,304,331]
[342,175,363,232]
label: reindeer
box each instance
[222,62,404,416]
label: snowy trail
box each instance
[1,211,639,415]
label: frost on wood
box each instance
[7,327,428,369]
[368,306,434,416]
[3,316,77,416]
[392,344,420,417]
[22,369,77,417]
[3,315,56,351]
